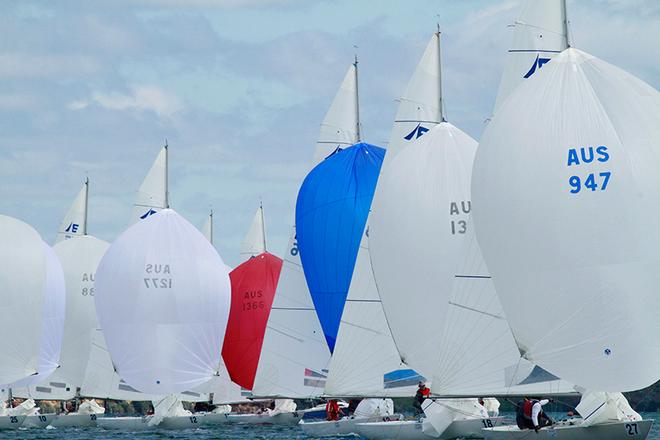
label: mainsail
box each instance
[95,209,231,394]
[251,61,359,398]
[296,142,385,353]
[324,31,443,398]
[472,48,660,392]
[55,178,88,243]
[128,145,168,226]
[239,204,266,260]
[493,0,569,112]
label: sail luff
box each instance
[437,29,445,123]
[164,141,169,209]
[83,177,89,235]
[354,55,361,142]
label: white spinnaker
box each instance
[370,123,477,379]
[493,0,569,112]
[324,34,444,397]
[472,48,660,392]
[239,205,266,260]
[252,63,359,398]
[95,209,231,395]
[55,180,88,243]
[0,215,46,384]
[389,31,443,157]
[128,146,168,226]
[11,242,66,390]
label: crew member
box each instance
[326,399,343,421]
[516,397,553,432]
[413,381,430,416]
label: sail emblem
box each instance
[604,348,612,356]
[303,368,327,388]
[404,123,430,141]
[64,222,79,233]
[140,208,157,219]
[524,54,551,78]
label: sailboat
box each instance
[250,59,361,404]
[362,26,578,440]
[471,1,659,438]
[0,215,58,429]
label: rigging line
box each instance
[454,274,491,279]
[448,301,504,320]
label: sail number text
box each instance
[242,290,265,311]
[567,146,611,194]
[143,264,172,288]
[450,201,471,235]
[81,272,95,296]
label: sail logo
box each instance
[303,368,327,388]
[567,145,611,194]
[404,123,429,141]
[524,54,551,78]
[140,208,158,219]
[64,222,79,233]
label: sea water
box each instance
[3,413,658,439]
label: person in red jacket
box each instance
[326,399,343,421]
[413,381,431,416]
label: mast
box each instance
[436,25,446,123]
[83,177,89,236]
[259,202,266,252]
[562,0,570,47]
[353,54,361,142]
[208,210,213,245]
[164,140,169,209]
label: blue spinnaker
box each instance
[295,142,386,353]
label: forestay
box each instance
[472,48,660,392]
[493,0,569,112]
[324,32,443,397]
[251,63,359,398]
[128,146,168,225]
[296,142,385,353]
[55,179,88,243]
[95,209,231,394]
[0,215,47,384]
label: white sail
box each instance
[201,211,213,244]
[252,63,360,398]
[0,215,47,384]
[11,242,66,390]
[493,0,569,112]
[239,205,266,260]
[472,48,660,392]
[95,209,231,395]
[128,146,168,225]
[324,34,444,397]
[55,179,88,243]
[388,31,444,157]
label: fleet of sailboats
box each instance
[0,0,657,438]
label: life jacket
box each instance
[326,401,340,421]
[523,400,538,420]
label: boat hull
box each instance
[301,415,398,437]
[356,417,503,440]
[201,412,230,425]
[98,415,207,430]
[225,411,302,425]
[23,414,57,428]
[482,419,654,440]
[0,415,26,430]
[50,413,99,428]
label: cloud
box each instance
[0,53,101,78]
[70,85,183,118]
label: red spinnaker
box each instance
[222,252,282,390]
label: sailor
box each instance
[325,399,343,421]
[413,381,430,416]
[516,397,553,432]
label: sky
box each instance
[1,0,658,267]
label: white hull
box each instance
[201,412,230,425]
[50,413,99,428]
[301,415,395,437]
[98,415,206,430]
[483,419,653,440]
[357,417,503,440]
[23,414,57,428]
[0,415,26,429]
[225,411,302,425]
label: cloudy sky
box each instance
[1,0,658,266]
